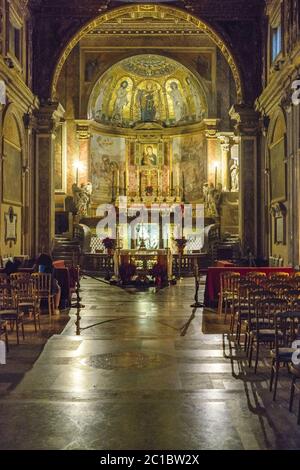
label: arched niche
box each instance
[267,108,288,258]
[51,4,244,104]
[1,105,26,256]
[268,109,287,204]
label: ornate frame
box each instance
[4,206,17,247]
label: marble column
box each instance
[76,123,90,185]
[23,112,37,256]
[229,105,259,255]
[35,103,65,253]
[204,119,221,186]
[217,134,234,191]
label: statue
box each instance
[168,81,185,122]
[138,83,157,122]
[112,80,129,122]
[203,182,222,217]
[72,182,93,218]
[230,161,239,192]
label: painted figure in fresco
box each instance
[94,87,106,121]
[138,83,157,122]
[112,80,129,122]
[141,145,157,166]
[185,76,204,121]
[168,81,185,123]
[230,160,239,192]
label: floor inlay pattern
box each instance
[80,351,175,370]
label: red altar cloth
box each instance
[204,266,295,307]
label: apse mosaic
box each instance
[88,54,207,128]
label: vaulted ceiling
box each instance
[30,0,265,104]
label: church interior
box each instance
[1,0,300,452]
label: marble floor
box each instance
[0,277,300,450]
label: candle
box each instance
[139,172,142,197]
[112,170,115,200]
[214,163,218,188]
[124,171,126,196]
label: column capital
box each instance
[217,133,236,151]
[35,102,65,134]
[229,104,260,135]
[76,121,91,140]
[203,118,221,139]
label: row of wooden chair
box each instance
[0,272,56,351]
[219,271,300,425]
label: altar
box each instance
[115,249,173,281]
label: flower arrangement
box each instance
[150,263,167,279]
[174,237,187,252]
[150,263,168,287]
[119,262,136,284]
[102,237,116,253]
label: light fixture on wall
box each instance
[73,160,85,186]
[260,108,270,137]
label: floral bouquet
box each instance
[119,262,136,284]
[102,237,116,254]
[174,237,187,253]
[150,263,168,287]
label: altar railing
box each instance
[81,252,210,277]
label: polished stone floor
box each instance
[0,277,300,450]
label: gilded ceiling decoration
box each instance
[51,4,243,103]
[88,54,207,129]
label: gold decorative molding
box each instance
[76,123,91,140]
[51,4,243,104]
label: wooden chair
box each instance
[0,286,25,345]
[248,298,288,373]
[218,272,240,322]
[270,311,300,401]
[10,275,40,333]
[245,289,275,355]
[31,273,55,320]
[0,320,8,352]
[268,273,291,282]
[230,281,257,345]
[0,273,8,287]
[289,364,300,425]
[247,272,267,286]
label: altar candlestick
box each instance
[112,170,115,201]
[117,169,120,196]
[214,163,218,188]
[139,172,142,198]
[124,171,127,196]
